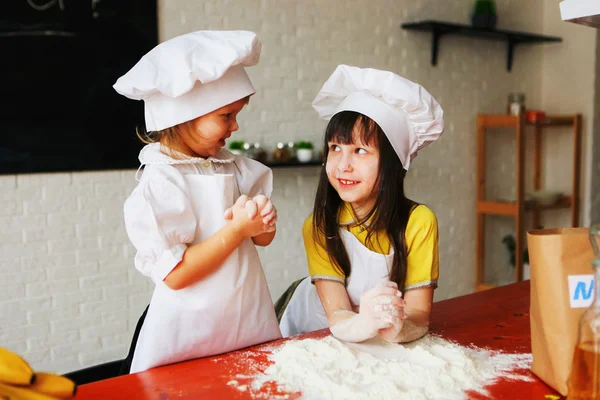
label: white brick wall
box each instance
[540,2,597,229]
[0,171,150,373]
[1,0,595,374]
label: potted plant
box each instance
[228,141,245,155]
[295,141,314,163]
[471,0,497,29]
[502,234,531,279]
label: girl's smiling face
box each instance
[175,97,248,158]
[326,119,380,219]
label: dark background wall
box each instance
[0,0,157,174]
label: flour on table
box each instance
[231,334,532,400]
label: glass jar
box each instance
[272,142,291,163]
[507,93,526,116]
[568,256,600,399]
[252,142,267,164]
[591,224,600,258]
[287,141,296,160]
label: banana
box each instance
[28,373,76,400]
[0,348,35,386]
[0,382,58,400]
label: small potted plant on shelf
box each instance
[471,0,497,29]
[502,234,531,280]
[228,141,245,155]
[295,141,314,163]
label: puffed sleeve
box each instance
[303,214,345,284]
[123,165,197,284]
[232,156,273,198]
[404,205,439,291]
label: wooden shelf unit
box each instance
[475,113,582,292]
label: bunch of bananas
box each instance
[0,347,76,400]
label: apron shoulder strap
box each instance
[231,160,242,198]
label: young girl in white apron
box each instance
[114,30,281,373]
[278,65,444,344]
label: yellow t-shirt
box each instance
[302,203,439,291]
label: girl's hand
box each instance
[252,195,277,233]
[376,282,407,342]
[377,305,407,342]
[225,195,277,234]
[358,282,404,337]
[224,196,258,221]
[226,195,268,238]
[378,318,404,342]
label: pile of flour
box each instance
[243,335,532,400]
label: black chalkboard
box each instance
[0,0,158,174]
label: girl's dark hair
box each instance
[312,111,414,291]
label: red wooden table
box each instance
[77,281,563,399]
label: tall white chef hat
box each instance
[312,65,444,170]
[113,30,261,131]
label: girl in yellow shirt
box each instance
[278,65,444,343]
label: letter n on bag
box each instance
[568,275,594,308]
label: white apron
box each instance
[279,228,394,337]
[131,172,282,373]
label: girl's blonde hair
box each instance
[136,125,181,146]
[136,123,189,159]
[136,95,251,157]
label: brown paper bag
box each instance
[527,227,596,396]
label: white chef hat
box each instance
[113,30,261,131]
[312,65,444,170]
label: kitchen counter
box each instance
[77,280,561,399]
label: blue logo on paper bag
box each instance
[569,275,595,308]
[574,280,593,300]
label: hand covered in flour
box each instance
[330,283,404,343]
[376,282,408,342]
[224,195,273,238]
[360,282,405,331]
